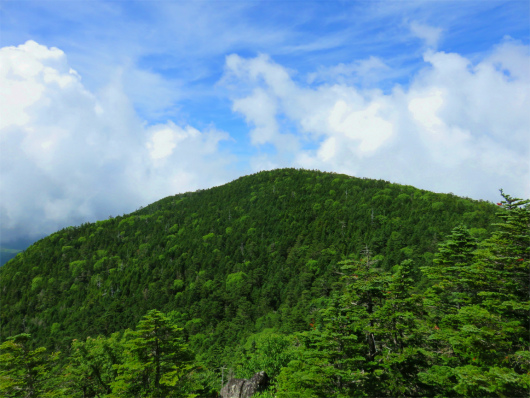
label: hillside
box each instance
[2,168,529,397]
[1,169,497,355]
[0,248,22,266]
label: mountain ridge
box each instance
[0,168,499,361]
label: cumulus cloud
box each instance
[222,38,530,201]
[2,33,528,246]
[0,41,233,245]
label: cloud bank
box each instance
[222,39,529,202]
[1,35,529,246]
[0,41,233,244]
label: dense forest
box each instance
[0,168,528,397]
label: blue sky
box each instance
[1,0,529,246]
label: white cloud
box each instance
[2,33,528,246]
[328,100,394,153]
[0,41,71,129]
[0,41,234,244]
[307,56,391,86]
[223,54,398,157]
[410,21,443,48]
[223,38,530,201]
[232,88,279,146]
[146,122,201,160]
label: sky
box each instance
[0,0,529,248]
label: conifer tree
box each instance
[421,225,478,322]
[0,334,61,398]
[372,260,431,396]
[111,309,197,397]
[277,252,391,397]
[474,191,529,310]
[419,192,530,397]
[62,332,125,397]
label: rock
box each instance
[220,371,269,398]
[220,378,246,398]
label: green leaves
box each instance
[58,310,201,397]
[421,225,478,316]
[1,170,525,397]
[111,310,197,397]
[236,332,295,381]
[1,169,499,357]
[420,365,530,398]
[0,334,61,397]
[277,192,528,397]
[63,332,125,397]
[419,193,530,397]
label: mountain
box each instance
[0,237,37,266]
[0,248,22,266]
[2,168,528,397]
[0,169,498,358]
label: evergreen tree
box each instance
[62,332,125,397]
[111,310,198,397]
[371,260,431,396]
[277,251,391,397]
[419,192,530,397]
[0,334,61,397]
[425,225,478,308]
[421,225,478,325]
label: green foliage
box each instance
[59,310,201,397]
[31,276,44,291]
[276,254,429,397]
[173,279,185,291]
[62,332,125,397]
[417,192,530,397]
[226,271,248,291]
[1,169,498,360]
[276,191,528,397]
[0,334,61,397]
[111,310,197,397]
[202,232,215,241]
[1,169,516,397]
[421,225,478,317]
[236,331,295,382]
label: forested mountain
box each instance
[0,248,21,266]
[1,168,528,397]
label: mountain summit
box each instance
[1,169,497,353]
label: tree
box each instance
[419,192,530,397]
[0,334,61,397]
[421,225,478,325]
[277,252,390,397]
[371,259,431,397]
[475,191,530,309]
[62,332,125,397]
[236,332,295,382]
[111,310,198,397]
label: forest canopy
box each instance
[0,169,527,397]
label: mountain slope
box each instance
[0,248,22,266]
[0,168,498,364]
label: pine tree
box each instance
[474,191,530,312]
[372,259,431,397]
[111,309,197,397]
[421,224,478,318]
[62,332,125,397]
[419,192,530,397]
[0,334,61,397]
[277,251,391,397]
